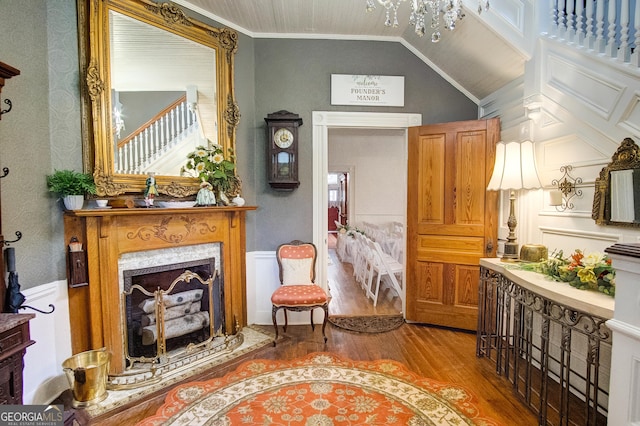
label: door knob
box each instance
[486,239,494,254]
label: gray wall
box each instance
[117,91,184,141]
[252,38,477,250]
[0,0,82,287]
[0,0,476,288]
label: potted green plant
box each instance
[46,169,96,210]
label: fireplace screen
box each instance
[121,258,224,367]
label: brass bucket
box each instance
[62,348,111,407]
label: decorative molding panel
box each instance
[539,227,621,242]
[537,39,640,143]
[545,53,624,120]
[465,0,533,58]
[312,111,421,128]
[619,91,640,136]
[539,135,610,170]
[478,76,526,140]
[539,226,622,255]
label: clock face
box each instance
[274,128,294,149]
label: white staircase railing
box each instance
[549,0,640,67]
[116,98,199,175]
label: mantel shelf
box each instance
[66,205,257,217]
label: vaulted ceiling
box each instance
[175,0,528,102]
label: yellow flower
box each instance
[577,267,596,284]
[195,162,206,174]
[195,149,207,158]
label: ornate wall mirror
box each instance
[592,137,640,227]
[79,0,239,196]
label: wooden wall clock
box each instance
[265,110,303,190]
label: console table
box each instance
[477,258,613,426]
[0,314,35,404]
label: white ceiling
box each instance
[110,11,216,93]
[175,0,527,102]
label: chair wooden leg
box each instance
[321,304,328,343]
[283,309,288,332]
[271,305,279,346]
[310,310,315,331]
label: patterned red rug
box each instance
[137,352,498,425]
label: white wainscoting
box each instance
[21,280,72,404]
[245,251,327,327]
[22,250,301,404]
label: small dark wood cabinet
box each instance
[0,314,35,404]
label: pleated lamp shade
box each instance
[487,140,541,261]
[487,140,541,191]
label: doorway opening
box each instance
[312,111,422,321]
[328,170,350,235]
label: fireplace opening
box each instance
[122,257,224,367]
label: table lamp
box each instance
[487,140,542,261]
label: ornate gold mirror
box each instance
[79,0,239,196]
[592,137,640,227]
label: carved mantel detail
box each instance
[63,206,255,374]
[126,216,218,244]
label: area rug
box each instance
[83,326,274,418]
[329,314,405,333]
[137,352,498,425]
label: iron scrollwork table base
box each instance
[476,261,612,426]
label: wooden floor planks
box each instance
[86,323,537,425]
[79,242,537,425]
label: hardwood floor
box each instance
[77,239,536,425]
[85,324,537,425]
[327,245,402,316]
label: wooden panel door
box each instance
[406,118,499,330]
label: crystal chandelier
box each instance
[365,0,490,43]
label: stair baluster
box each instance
[115,98,200,174]
[632,3,640,66]
[551,0,638,69]
[605,0,618,57]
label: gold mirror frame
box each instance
[592,137,640,227]
[78,0,239,197]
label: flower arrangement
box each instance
[336,222,365,237]
[519,249,616,297]
[180,144,240,195]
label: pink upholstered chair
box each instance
[271,240,329,345]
